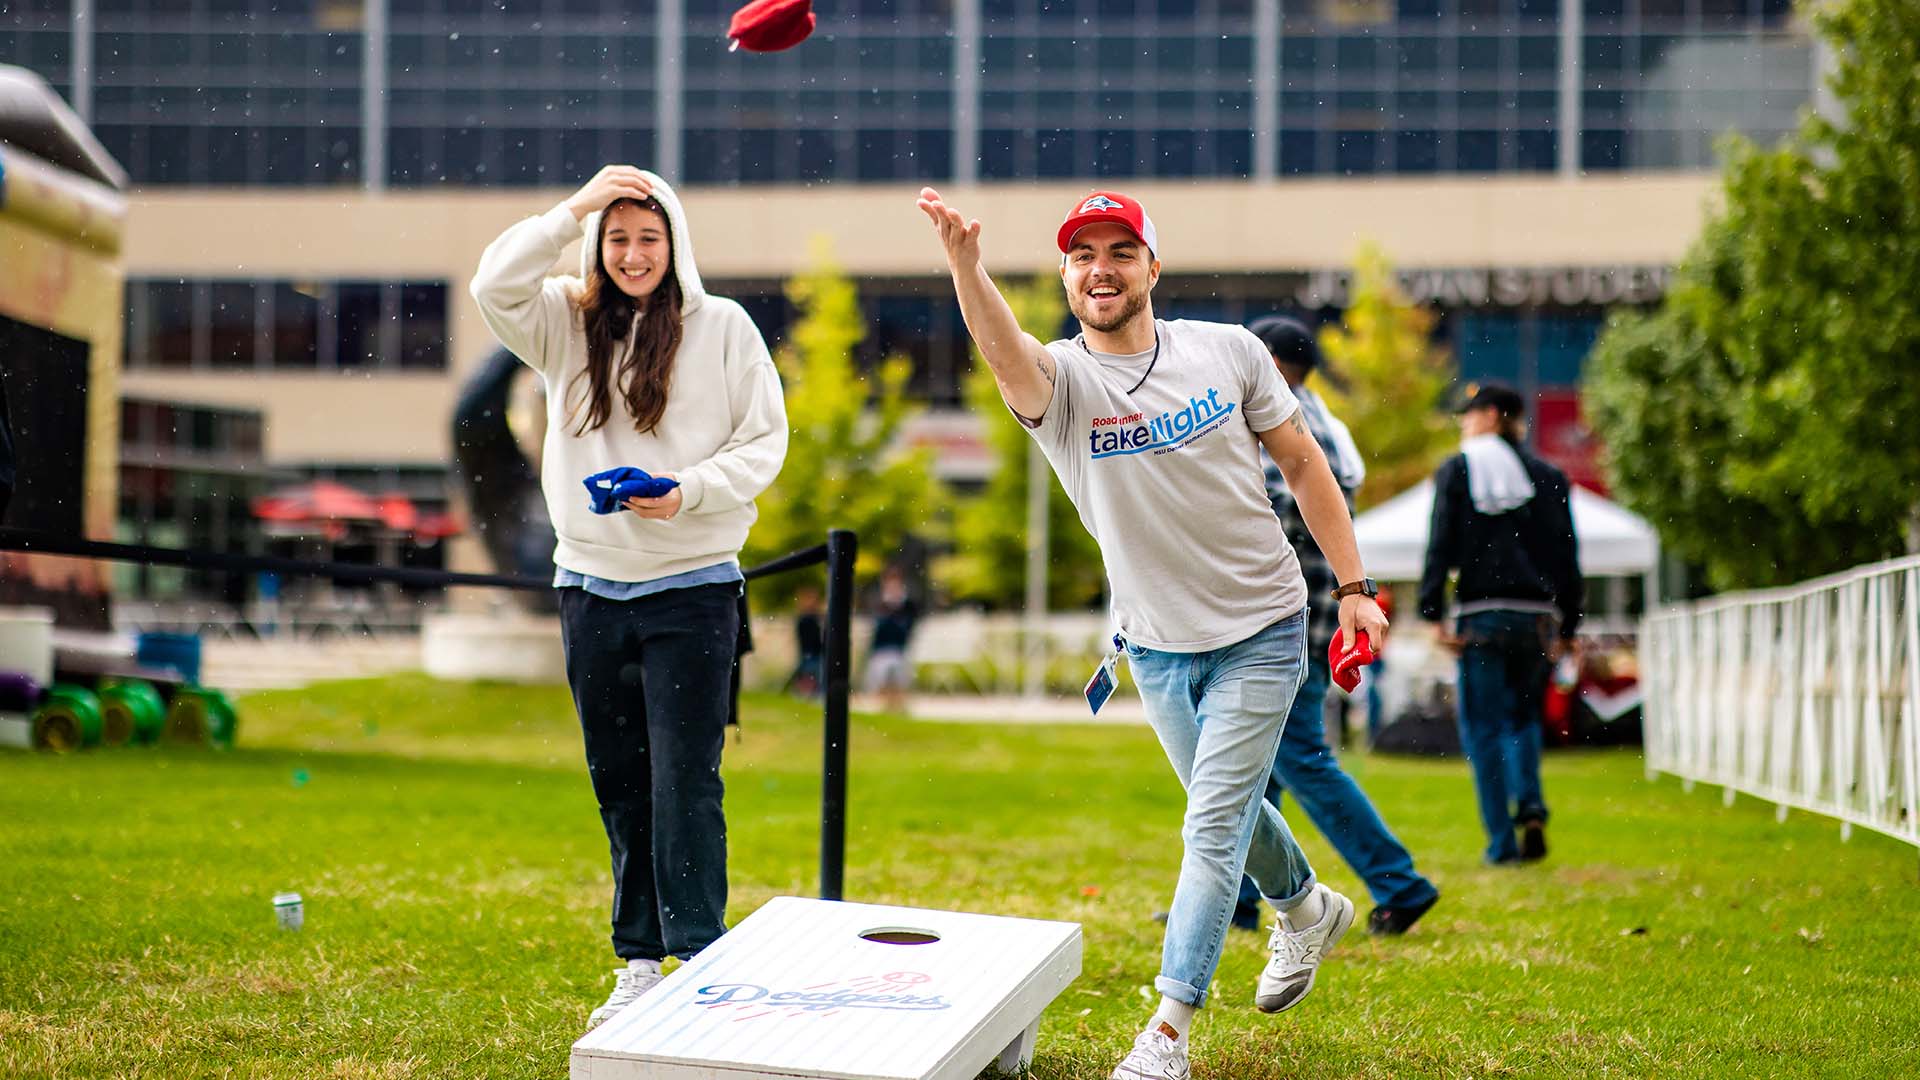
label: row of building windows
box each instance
[122,397,267,457]
[119,270,1621,405]
[0,0,1802,18]
[5,3,1810,184]
[124,279,449,372]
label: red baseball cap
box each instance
[1056,191,1159,256]
[728,0,815,53]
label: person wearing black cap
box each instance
[1418,381,1581,865]
[1241,315,1439,935]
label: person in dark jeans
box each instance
[471,166,788,1029]
[1238,316,1440,936]
[864,567,918,714]
[1418,382,1581,865]
[788,583,825,699]
[559,581,739,978]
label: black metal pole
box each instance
[820,528,857,901]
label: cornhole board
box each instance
[571,896,1083,1080]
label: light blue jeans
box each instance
[1123,612,1318,1007]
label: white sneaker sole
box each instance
[1254,891,1355,1014]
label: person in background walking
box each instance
[788,583,824,699]
[863,567,918,714]
[1418,381,1581,865]
[1237,314,1440,937]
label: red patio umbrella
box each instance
[376,491,419,533]
[411,512,463,540]
[251,480,382,524]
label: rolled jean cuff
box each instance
[1154,975,1208,1008]
[1264,871,1319,913]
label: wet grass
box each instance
[2,675,1916,1078]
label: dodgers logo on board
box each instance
[693,971,953,1020]
[1078,194,1125,213]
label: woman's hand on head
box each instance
[623,473,682,520]
[567,166,653,222]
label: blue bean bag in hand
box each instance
[583,467,680,514]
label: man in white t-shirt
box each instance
[917,186,1391,1080]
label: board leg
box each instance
[989,1017,1040,1075]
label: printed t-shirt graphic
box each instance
[1026,319,1309,652]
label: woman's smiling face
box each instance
[600,200,671,301]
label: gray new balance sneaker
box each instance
[1255,883,1354,1014]
[587,961,664,1030]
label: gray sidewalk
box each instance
[883,693,1147,726]
[200,637,1150,727]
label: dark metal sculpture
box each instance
[450,348,557,613]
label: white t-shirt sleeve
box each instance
[1236,327,1301,432]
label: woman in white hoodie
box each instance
[470,165,788,1029]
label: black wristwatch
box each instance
[1331,578,1379,601]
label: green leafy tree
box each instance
[938,274,1107,609]
[741,239,947,591]
[1587,224,1866,588]
[1585,0,1920,589]
[1315,244,1457,509]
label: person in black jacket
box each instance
[864,567,918,714]
[1418,382,1580,865]
[788,583,825,699]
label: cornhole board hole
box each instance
[571,896,1082,1080]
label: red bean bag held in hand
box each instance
[728,0,816,52]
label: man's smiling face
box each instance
[1061,222,1160,335]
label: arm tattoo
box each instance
[1288,411,1309,437]
[1037,354,1056,386]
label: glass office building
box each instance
[6,0,1814,187]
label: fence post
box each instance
[820,528,857,901]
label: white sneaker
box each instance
[587,962,664,1030]
[1109,1026,1191,1080]
[1255,883,1354,1014]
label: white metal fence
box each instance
[1642,554,1920,849]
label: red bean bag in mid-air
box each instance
[729,0,816,53]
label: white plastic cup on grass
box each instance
[273,892,304,931]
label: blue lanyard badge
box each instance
[1084,634,1125,715]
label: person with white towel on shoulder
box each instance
[1417,381,1580,866]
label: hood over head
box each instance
[579,170,707,317]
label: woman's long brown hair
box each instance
[570,197,684,436]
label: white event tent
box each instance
[1352,479,1661,613]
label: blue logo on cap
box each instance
[1078,195,1125,213]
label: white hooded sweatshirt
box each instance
[470,173,788,583]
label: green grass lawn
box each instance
[3,676,1917,1079]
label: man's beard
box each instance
[1068,285,1148,335]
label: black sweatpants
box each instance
[558,581,739,961]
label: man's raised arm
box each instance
[915,187,1056,420]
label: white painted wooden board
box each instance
[571,896,1083,1080]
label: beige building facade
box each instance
[120,172,1717,467]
